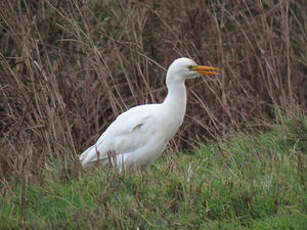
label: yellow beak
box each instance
[189,65,220,75]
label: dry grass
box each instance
[0,0,306,179]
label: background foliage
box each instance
[0,0,306,176]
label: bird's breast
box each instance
[159,112,183,141]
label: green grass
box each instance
[1,115,307,229]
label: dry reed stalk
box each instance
[0,0,306,179]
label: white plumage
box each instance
[80,57,219,171]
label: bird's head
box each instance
[166,57,219,84]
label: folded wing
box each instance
[80,105,158,167]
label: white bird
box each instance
[80,57,219,171]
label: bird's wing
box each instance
[80,105,158,165]
[100,106,155,140]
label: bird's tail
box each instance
[80,142,112,168]
[80,145,100,168]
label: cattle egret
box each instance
[80,57,219,171]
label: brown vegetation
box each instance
[0,0,306,178]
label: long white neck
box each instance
[162,74,187,124]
